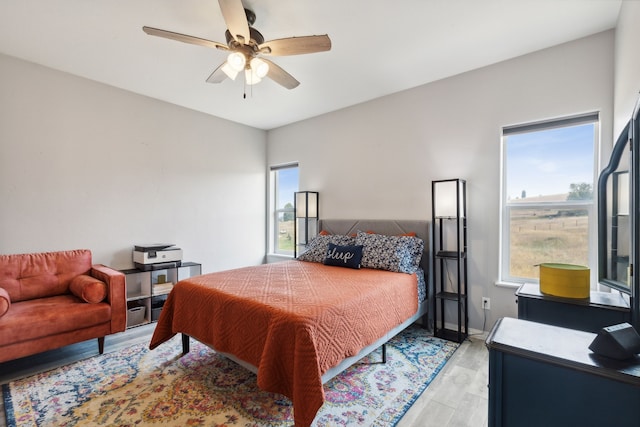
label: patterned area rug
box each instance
[2,324,458,426]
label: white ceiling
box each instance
[0,0,622,130]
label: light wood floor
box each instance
[0,325,489,427]
[397,334,489,427]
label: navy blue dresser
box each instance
[516,283,631,333]
[486,317,640,427]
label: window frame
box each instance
[268,163,298,257]
[499,113,600,287]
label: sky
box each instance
[278,166,299,208]
[505,123,595,200]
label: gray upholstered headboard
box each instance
[318,219,431,272]
[318,219,433,329]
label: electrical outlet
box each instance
[482,297,491,310]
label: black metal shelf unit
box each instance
[432,179,468,343]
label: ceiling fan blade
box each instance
[143,26,228,51]
[262,59,300,89]
[259,35,331,56]
[206,62,229,84]
[218,0,250,44]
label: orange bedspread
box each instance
[149,260,419,427]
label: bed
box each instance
[149,219,431,426]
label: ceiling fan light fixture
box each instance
[250,58,269,78]
[245,68,262,85]
[227,52,246,72]
[221,62,239,80]
[143,1,332,91]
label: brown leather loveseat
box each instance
[0,249,126,363]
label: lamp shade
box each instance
[245,68,262,85]
[221,62,239,80]
[294,191,319,257]
[250,57,270,78]
[227,52,246,72]
[296,191,318,218]
[434,179,465,218]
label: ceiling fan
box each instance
[143,0,332,90]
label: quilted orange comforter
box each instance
[149,260,419,426]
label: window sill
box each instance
[266,253,295,264]
[495,280,528,289]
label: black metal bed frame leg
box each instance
[182,333,190,355]
[356,343,388,365]
[420,314,429,330]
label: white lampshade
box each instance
[295,191,318,218]
[294,191,319,257]
[227,52,246,72]
[221,62,239,80]
[434,179,465,218]
[250,57,269,78]
[245,68,262,85]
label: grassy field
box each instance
[510,209,589,278]
[277,220,295,252]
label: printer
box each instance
[133,244,183,271]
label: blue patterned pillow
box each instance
[324,243,363,269]
[355,231,424,273]
[297,234,356,263]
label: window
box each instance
[269,164,298,256]
[500,113,599,285]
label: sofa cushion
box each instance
[0,250,92,302]
[0,295,111,347]
[0,288,9,318]
[69,275,107,303]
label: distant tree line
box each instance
[518,182,592,201]
[283,203,294,221]
[567,183,593,200]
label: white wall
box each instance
[267,31,614,332]
[0,53,266,272]
[2,14,633,333]
[614,0,640,131]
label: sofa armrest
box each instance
[91,264,126,333]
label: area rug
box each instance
[2,324,458,426]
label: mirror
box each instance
[598,122,632,293]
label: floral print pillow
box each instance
[355,231,424,273]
